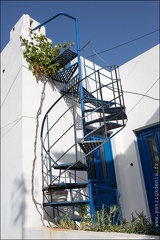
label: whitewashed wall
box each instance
[1,15,26,239]
[1,14,76,239]
[112,44,159,221]
[1,13,159,239]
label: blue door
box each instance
[87,135,120,211]
[136,124,160,227]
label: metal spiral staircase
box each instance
[40,48,127,223]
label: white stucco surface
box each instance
[1,14,159,239]
[1,14,48,239]
[112,44,159,220]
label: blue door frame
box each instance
[135,124,160,226]
[87,135,120,212]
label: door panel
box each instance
[87,136,119,211]
[136,124,160,226]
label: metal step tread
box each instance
[86,122,125,137]
[83,97,115,108]
[55,215,83,222]
[78,140,103,154]
[85,112,127,126]
[52,63,78,83]
[84,106,125,114]
[43,200,90,207]
[51,49,77,66]
[54,161,88,171]
[43,182,88,191]
[82,87,115,107]
[87,123,125,137]
[61,74,79,93]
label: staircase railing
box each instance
[40,58,127,222]
[32,12,127,223]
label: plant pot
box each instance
[52,190,68,202]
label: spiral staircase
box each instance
[40,48,127,222]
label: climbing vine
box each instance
[20,29,74,226]
[20,29,74,78]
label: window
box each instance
[148,137,160,174]
[88,153,96,179]
[100,146,107,179]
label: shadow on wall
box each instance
[114,108,159,221]
[51,150,88,182]
[63,94,83,131]
[11,174,27,239]
[49,78,83,131]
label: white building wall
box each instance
[1,16,24,239]
[112,44,159,220]
[1,14,76,239]
[1,14,159,239]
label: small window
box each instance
[148,137,160,174]
[88,153,96,179]
[100,146,108,179]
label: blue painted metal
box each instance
[87,135,119,211]
[44,200,90,207]
[35,13,127,223]
[43,182,88,190]
[88,181,95,217]
[135,124,160,226]
[32,12,76,31]
[75,19,86,136]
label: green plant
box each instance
[78,206,159,235]
[104,205,127,232]
[127,211,159,235]
[54,213,76,230]
[76,204,89,219]
[53,207,159,235]
[79,205,126,232]
[20,29,74,78]
[79,218,92,231]
[91,205,108,232]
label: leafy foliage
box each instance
[54,213,76,230]
[54,207,159,235]
[126,211,159,235]
[20,29,74,78]
[80,205,127,233]
[76,204,89,219]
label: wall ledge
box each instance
[24,226,159,239]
